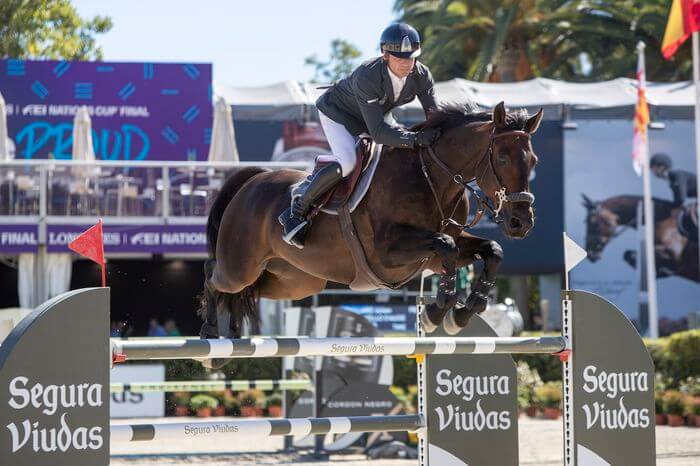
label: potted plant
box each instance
[655,391,667,425]
[516,362,542,418]
[213,391,227,416]
[680,376,700,427]
[225,395,241,416]
[190,394,219,418]
[683,395,700,428]
[662,390,685,427]
[266,393,284,417]
[534,381,562,420]
[240,390,264,417]
[171,392,191,417]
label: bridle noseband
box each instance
[419,128,536,231]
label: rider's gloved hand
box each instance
[414,128,441,148]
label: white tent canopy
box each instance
[215,78,696,121]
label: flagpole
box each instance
[638,42,659,338]
[693,32,700,284]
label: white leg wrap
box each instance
[442,308,462,336]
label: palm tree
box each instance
[395,0,691,82]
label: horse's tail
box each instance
[198,167,267,357]
[206,167,268,258]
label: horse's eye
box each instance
[496,153,508,165]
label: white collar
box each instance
[387,67,407,83]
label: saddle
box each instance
[317,137,379,211]
[292,137,382,216]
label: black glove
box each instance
[414,128,441,148]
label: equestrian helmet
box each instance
[380,22,421,58]
[650,153,672,169]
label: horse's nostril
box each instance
[509,217,522,230]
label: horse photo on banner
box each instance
[565,117,700,335]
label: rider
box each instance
[279,22,442,248]
[650,153,697,208]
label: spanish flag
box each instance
[633,44,649,176]
[662,0,700,59]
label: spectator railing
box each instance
[0,160,311,221]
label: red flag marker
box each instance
[68,219,106,287]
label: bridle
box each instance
[418,127,536,231]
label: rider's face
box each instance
[385,53,415,78]
[651,165,668,179]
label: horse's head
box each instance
[469,102,543,239]
[582,194,618,262]
[418,102,542,238]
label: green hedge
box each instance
[658,330,700,387]
[164,358,282,381]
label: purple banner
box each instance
[0,224,39,253]
[2,59,212,161]
[47,224,206,254]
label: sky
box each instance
[72,0,397,87]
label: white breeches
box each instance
[318,111,357,177]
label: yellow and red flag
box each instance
[633,47,650,176]
[662,0,700,59]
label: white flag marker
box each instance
[563,232,587,290]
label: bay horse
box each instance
[582,194,699,282]
[198,102,542,365]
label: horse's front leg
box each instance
[442,233,503,335]
[375,224,460,330]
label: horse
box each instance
[582,194,699,282]
[198,102,543,366]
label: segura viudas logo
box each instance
[6,376,104,453]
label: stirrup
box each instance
[282,220,309,249]
[279,207,308,249]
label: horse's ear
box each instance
[493,101,507,128]
[525,108,544,134]
[581,193,595,209]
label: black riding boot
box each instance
[279,162,343,249]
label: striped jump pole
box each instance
[111,335,566,362]
[110,414,423,443]
[110,379,312,393]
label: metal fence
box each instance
[0,160,311,220]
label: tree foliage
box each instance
[0,0,112,60]
[305,39,363,83]
[394,0,691,82]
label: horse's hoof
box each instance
[443,307,463,335]
[421,302,451,332]
[466,292,488,316]
[420,309,439,333]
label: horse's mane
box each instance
[410,104,531,132]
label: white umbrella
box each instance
[70,105,97,216]
[0,92,9,161]
[207,97,239,162]
[72,106,96,163]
